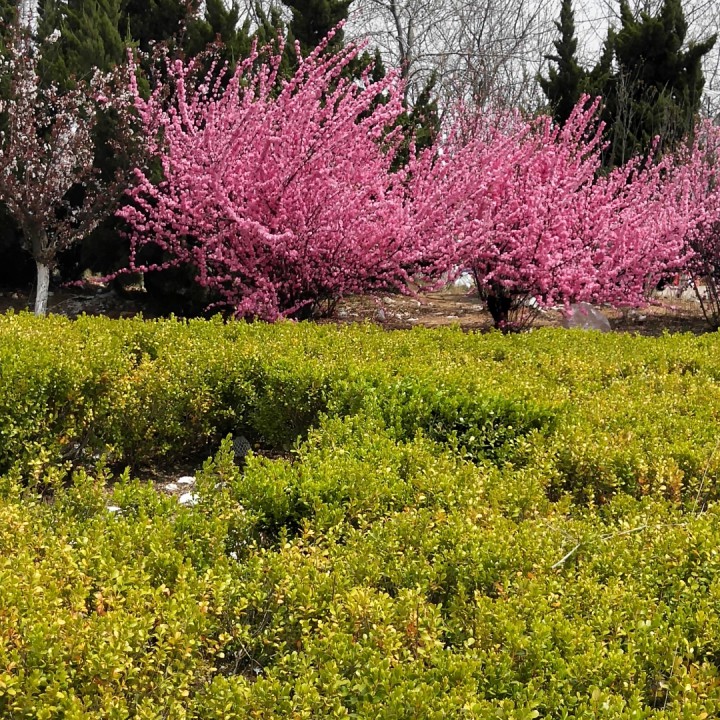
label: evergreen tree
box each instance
[599,0,716,166]
[584,28,615,100]
[0,0,17,51]
[282,0,352,55]
[63,0,125,73]
[540,0,585,126]
[119,0,201,53]
[184,0,252,63]
[394,72,440,168]
[38,0,125,85]
[185,2,288,69]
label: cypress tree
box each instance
[281,0,352,55]
[0,0,17,51]
[540,0,586,126]
[184,0,249,60]
[64,0,125,73]
[38,0,125,85]
[394,72,440,168]
[184,1,287,69]
[119,0,201,53]
[598,0,716,166]
[585,28,615,99]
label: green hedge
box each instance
[3,430,720,717]
[3,313,720,716]
[2,312,720,504]
[0,313,559,475]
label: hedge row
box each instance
[4,314,720,716]
[2,312,720,504]
[3,424,720,717]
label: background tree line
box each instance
[0,0,717,314]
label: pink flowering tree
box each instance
[119,29,451,321]
[410,97,687,329]
[0,23,133,315]
[666,120,720,328]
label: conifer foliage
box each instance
[282,0,352,54]
[605,0,716,164]
[543,0,716,165]
[38,0,125,85]
[538,0,584,127]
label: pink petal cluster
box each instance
[0,35,98,265]
[120,33,715,326]
[410,97,688,320]
[120,31,449,320]
[669,121,720,276]
[0,26,136,314]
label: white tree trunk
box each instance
[34,261,50,316]
[19,1,38,31]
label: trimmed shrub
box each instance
[5,314,720,715]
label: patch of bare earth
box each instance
[0,286,153,319]
[329,290,712,337]
[0,284,713,335]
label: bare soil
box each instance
[328,289,712,336]
[0,284,712,336]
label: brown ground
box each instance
[0,284,712,335]
[332,289,712,336]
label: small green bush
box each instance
[3,314,720,715]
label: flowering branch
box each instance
[0,21,136,315]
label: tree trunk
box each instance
[34,260,50,316]
[29,225,52,316]
[485,289,513,329]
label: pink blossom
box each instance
[120,35,451,320]
[409,96,688,327]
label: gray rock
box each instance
[232,435,252,464]
[562,302,612,332]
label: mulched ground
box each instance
[0,284,712,336]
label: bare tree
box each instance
[437,0,556,108]
[347,0,556,110]
[347,0,454,105]
[348,0,720,117]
